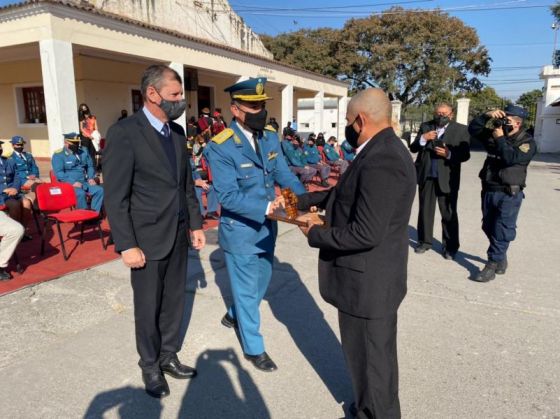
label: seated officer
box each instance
[204,77,305,372]
[0,140,30,239]
[341,139,356,161]
[281,136,317,184]
[189,157,219,220]
[323,136,349,175]
[468,104,536,282]
[303,136,331,187]
[52,132,104,213]
[8,136,43,207]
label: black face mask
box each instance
[345,116,361,148]
[68,143,79,154]
[157,91,186,121]
[434,115,450,127]
[243,108,268,132]
[13,146,24,153]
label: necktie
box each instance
[252,132,261,160]
[162,124,170,138]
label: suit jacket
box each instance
[103,110,203,260]
[298,127,416,319]
[204,121,305,255]
[409,120,470,193]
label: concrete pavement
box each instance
[0,151,559,418]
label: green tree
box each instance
[260,28,340,78]
[517,89,543,124]
[336,8,491,107]
[551,2,560,21]
[463,87,510,119]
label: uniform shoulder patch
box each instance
[211,128,234,145]
[54,148,63,154]
[265,124,276,132]
[4,151,13,158]
[519,143,531,153]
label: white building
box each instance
[0,0,348,157]
[296,97,340,139]
[535,65,560,153]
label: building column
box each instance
[337,96,348,141]
[391,99,402,136]
[281,84,294,134]
[187,90,199,121]
[314,91,325,134]
[455,98,470,125]
[39,39,79,154]
[168,62,186,132]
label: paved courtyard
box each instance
[0,151,558,418]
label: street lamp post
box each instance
[552,22,559,67]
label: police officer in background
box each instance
[52,132,104,213]
[468,105,536,282]
[9,136,42,190]
[204,77,306,372]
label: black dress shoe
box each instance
[495,259,507,275]
[142,371,170,398]
[221,313,238,329]
[414,245,430,254]
[244,352,277,372]
[0,268,12,281]
[472,262,497,283]
[443,250,456,260]
[160,358,197,379]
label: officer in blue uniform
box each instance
[9,136,41,186]
[468,105,537,282]
[303,136,331,186]
[341,139,356,161]
[0,140,31,233]
[281,136,317,184]
[204,77,305,372]
[323,136,349,174]
[51,132,104,213]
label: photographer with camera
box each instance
[410,103,471,260]
[468,104,537,282]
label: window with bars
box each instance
[21,86,46,123]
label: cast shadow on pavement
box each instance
[210,249,353,407]
[408,225,486,280]
[84,386,162,419]
[179,348,270,418]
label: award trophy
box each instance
[267,188,325,227]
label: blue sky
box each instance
[1,0,557,100]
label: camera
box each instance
[492,117,509,128]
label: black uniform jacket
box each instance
[298,127,416,319]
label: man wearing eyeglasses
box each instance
[409,103,471,260]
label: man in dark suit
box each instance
[103,65,206,398]
[298,89,416,419]
[409,103,470,259]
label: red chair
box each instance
[49,170,59,184]
[35,183,106,260]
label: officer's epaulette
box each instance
[211,128,234,145]
[4,150,13,158]
[264,125,276,132]
[54,148,64,154]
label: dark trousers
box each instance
[131,222,188,373]
[481,190,524,262]
[417,178,460,252]
[339,311,400,419]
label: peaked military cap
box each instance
[11,135,25,145]
[224,77,271,102]
[63,132,81,142]
[504,104,528,119]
